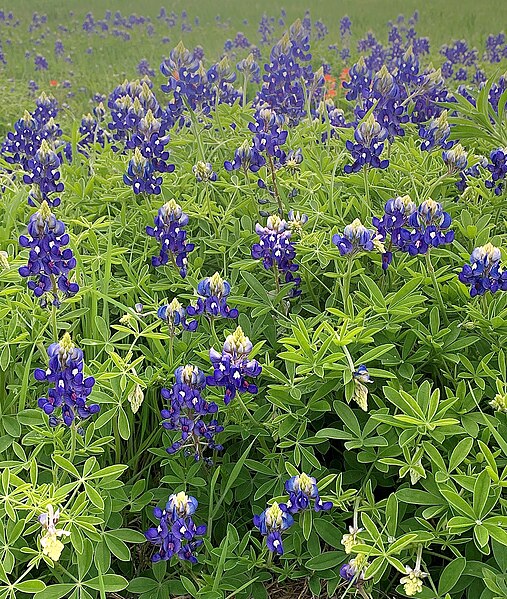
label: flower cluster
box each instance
[224,139,266,173]
[34,333,98,427]
[160,365,223,461]
[485,148,507,196]
[282,473,333,514]
[458,243,507,297]
[207,326,261,405]
[2,93,67,207]
[146,199,194,277]
[252,215,301,296]
[400,566,428,596]
[144,492,206,563]
[442,143,468,173]
[192,161,217,182]
[345,113,389,173]
[38,505,71,561]
[254,20,323,125]
[352,364,373,411]
[18,201,79,306]
[254,473,332,554]
[158,298,198,333]
[332,219,379,256]
[372,196,454,268]
[23,139,64,208]
[249,108,288,161]
[419,110,453,151]
[187,273,239,319]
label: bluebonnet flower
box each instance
[146,199,194,276]
[340,16,352,39]
[284,148,303,173]
[144,492,206,563]
[160,364,223,460]
[77,106,109,155]
[124,147,163,194]
[344,113,389,173]
[54,39,64,57]
[401,199,455,255]
[224,140,266,173]
[34,332,98,426]
[207,326,261,405]
[18,201,79,306]
[458,243,507,297]
[287,210,308,235]
[23,139,64,207]
[34,54,48,70]
[251,215,301,296]
[373,195,453,266]
[332,219,378,256]
[255,21,323,125]
[253,502,294,555]
[485,148,507,195]
[340,554,368,584]
[137,58,155,77]
[237,52,260,87]
[158,298,198,333]
[352,365,373,411]
[187,273,238,319]
[442,143,468,173]
[282,473,333,514]
[342,56,372,101]
[419,111,453,151]
[249,108,288,161]
[192,161,217,182]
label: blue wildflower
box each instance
[161,365,223,460]
[485,148,507,196]
[187,273,238,319]
[344,113,389,173]
[458,243,507,297]
[253,501,294,555]
[282,473,333,514]
[34,332,98,427]
[157,298,198,332]
[207,326,261,405]
[145,492,206,563]
[146,199,194,276]
[18,201,79,307]
[224,140,266,173]
[332,219,378,256]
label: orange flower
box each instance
[324,74,337,99]
[49,79,58,87]
[339,68,350,88]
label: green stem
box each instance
[341,257,354,314]
[267,154,284,217]
[425,252,449,325]
[69,423,77,464]
[273,264,280,296]
[362,165,370,222]
[51,303,58,343]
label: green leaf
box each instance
[52,455,79,478]
[438,557,466,595]
[440,490,476,519]
[84,574,128,592]
[449,437,474,472]
[473,470,491,519]
[35,585,75,599]
[14,581,46,593]
[306,551,344,571]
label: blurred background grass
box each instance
[0,0,506,127]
